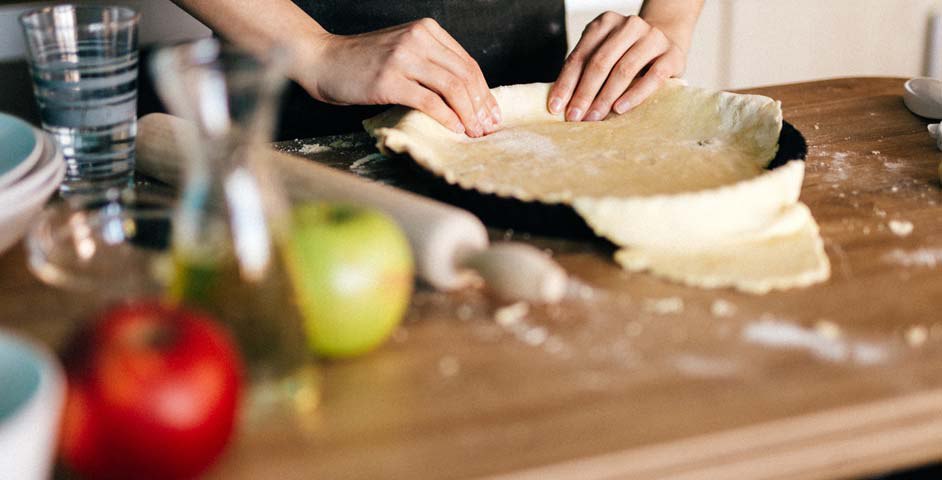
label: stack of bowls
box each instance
[0,330,65,480]
[0,112,66,255]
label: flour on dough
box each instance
[365,80,782,202]
[365,81,830,294]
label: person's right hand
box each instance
[297,18,501,137]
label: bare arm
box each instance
[639,0,704,53]
[170,0,500,136]
[549,0,704,121]
[170,0,324,71]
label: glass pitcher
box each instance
[150,39,319,426]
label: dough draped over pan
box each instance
[365,81,783,202]
[615,203,830,294]
[365,81,830,293]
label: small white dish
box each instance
[0,329,65,480]
[904,77,942,119]
[0,135,63,205]
[0,114,43,189]
[0,136,65,256]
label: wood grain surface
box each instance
[3,77,942,480]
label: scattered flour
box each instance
[710,299,737,318]
[814,320,842,340]
[823,152,851,182]
[349,153,384,173]
[298,143,332,155]
[329,139,358,149]
[883,159,907,171]
[883,248,942,268]
[495,302,529,327]
[887,220,914,237]
[905,326,929,347]
[569,281,597,301]
[643,297,684,315]
[522,327,549,347]
[742,316,888,366]
[493,302,550,348]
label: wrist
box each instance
[644,17,695,53]
[291,29,335,100]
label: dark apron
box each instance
[278,0,567,139]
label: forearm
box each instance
[170,0,327,80]
[638,0,704,52]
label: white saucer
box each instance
[903,77,942,119]
[0,135,63,205]
[0,329,65,480]
[0,135,65,256]
[0,117,43,190]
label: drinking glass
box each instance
[19,5,140,197]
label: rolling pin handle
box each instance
[460,242,568,304]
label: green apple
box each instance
[284,202,414,358]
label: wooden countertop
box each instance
[4,77,942,480]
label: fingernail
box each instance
[453,122,465,134]
[614,99,632,114]
[491,107,502,124]
[477,108,489,124]
[566,107,583,121]
[481,115,494,133]
[549,97,563,114]
[585,110,603,122]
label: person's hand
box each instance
[297,18,501,137]
[548,12,687,122]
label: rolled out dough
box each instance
[615,203,830,294]
[365,81,830,293]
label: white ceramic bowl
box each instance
[0,117,43,190]
[903,77,942,119]
[0,134,65,256]
[0,133,63,204]
[0,330,65,480]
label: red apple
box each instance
[60,301,243,480]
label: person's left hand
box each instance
[548,12,687,122]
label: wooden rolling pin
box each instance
[136,113,568,303]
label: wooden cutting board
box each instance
[2,77,941,480]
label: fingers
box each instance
[549,13,687,122]
[309,18,501,137]
[396,79,466,135]
[613,49,682,114]
[381,18,495,136]
[548,12,622,117]
[418,19,501,126]
[587,30,670,118]
[421,34,497,134]
[566,17,651,121]
[409,60,485,137]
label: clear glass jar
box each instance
[151,39,320,426]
